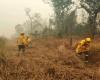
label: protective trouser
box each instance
[18,45,25,53]
[84,51,89,62]
[77,51,89,62]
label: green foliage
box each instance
[64,10,76,34]
[0,37,8,63]
[24,12,44,35]
[74,24,90,36]
[80,0,100,37]
[50,0,72,36]
[15,24,24,35]
[0,37,7,48]
[42,27,56,37]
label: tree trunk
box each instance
[69,26,73,47]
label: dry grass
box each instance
[0,37,99,80]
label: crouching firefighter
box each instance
[76,38,92,63]
[17,33,26,54]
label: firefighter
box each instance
[76,38,92,63]
[17,33,26,53]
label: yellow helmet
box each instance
[85,38,91,42]
[20,32,24,35]
[80,40,86,45]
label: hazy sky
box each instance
[0,0,53,38]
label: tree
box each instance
[25,8,33,35]
[25,8,44,36]
[23,12,44,37]
[65,10,76,47]
[15,24,24,35]
[32,13,44,34]
[50,0,72,36]
[48,16,55,30]
[80,0,100,38]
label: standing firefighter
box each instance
[17,33,26,54]
[76,38,92,63]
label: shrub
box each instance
[0,37,7,48]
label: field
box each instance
[0,37,100,80]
